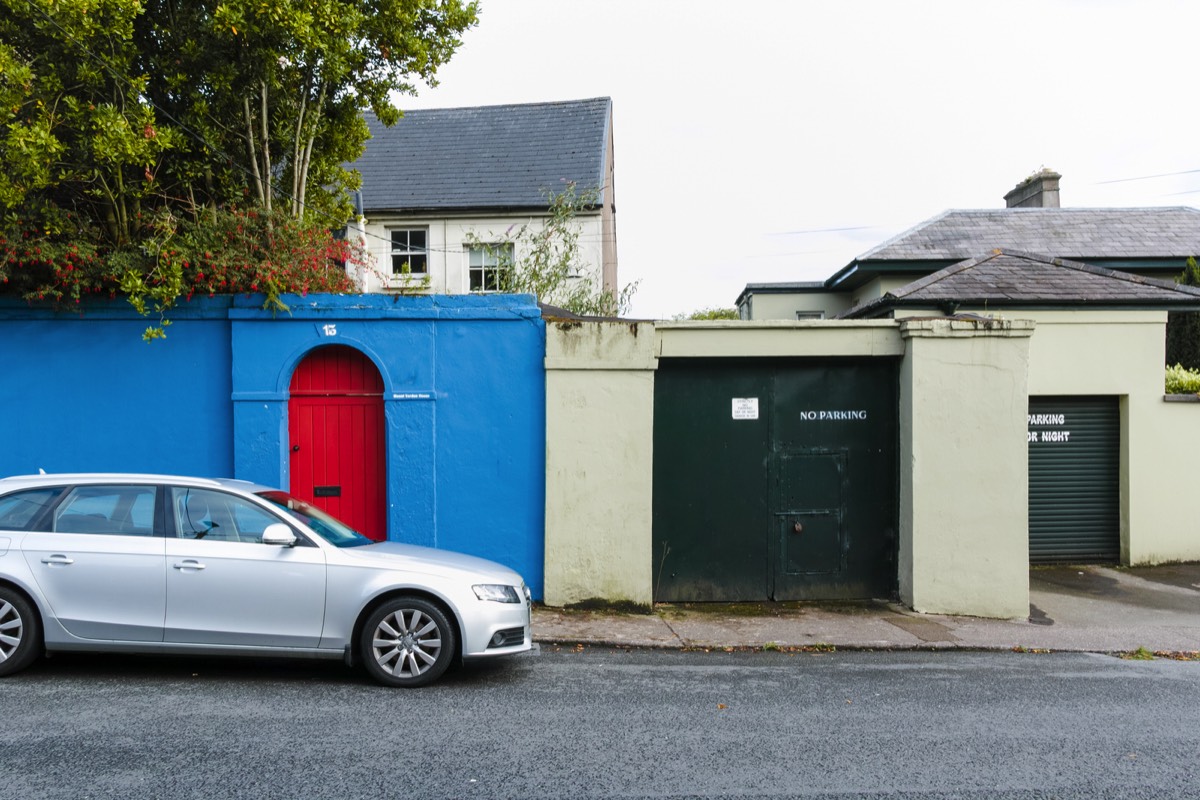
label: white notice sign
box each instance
[732,398,759,420]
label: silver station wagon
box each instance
[0,474,531,687]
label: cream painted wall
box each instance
[740,292,855,321]
[1134,397,1200,562]
[1018,310,1199,564]
[356,212,605,300]
[544,321,657,606]
[898,319,1034,617]
[544,318,1042,617]
[657,320,902,358]
[739,278,932,321]
[850,275,924,306]
[544,320,907,608]
[895,307,1200,565]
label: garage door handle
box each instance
[173,560,206,571]
[41,555,74,565]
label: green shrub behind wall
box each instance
[1166,364,1200,395]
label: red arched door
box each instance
[288,345,386,540]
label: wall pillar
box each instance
[898,318,1035,618]
[544,321,657,607]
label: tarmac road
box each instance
[2,646,1198,799]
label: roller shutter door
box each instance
[1028,396,1119,564]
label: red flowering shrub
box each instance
[1,208,362,340]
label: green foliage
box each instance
[1,0,477,336]
[1165,363,1200,395]
[674,307,739,321]
[2,207,359,340]
[1165,257,1200,370]
[465,182,638,317]
[1122,646,1156,661]
[390,257,431,295]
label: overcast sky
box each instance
[400,0,1200,318]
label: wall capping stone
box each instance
[899,317,1035,339]
[545,321,658,371]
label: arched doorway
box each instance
[288,345,386,540]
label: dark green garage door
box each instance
[1028,396,1120,564]
[652,358,898,602]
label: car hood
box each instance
[339,541,523,585]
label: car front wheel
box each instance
[361,597,456,688]
[0,587,41,677]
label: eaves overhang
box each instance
[363,204,601,218]
[827,256,1193,292]
[826,259,958,291]
[1068,257,1194,273]
[844,296,1200,320]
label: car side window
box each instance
[171,487,283,544]
[0,488,64,531]
[53,485,157,536]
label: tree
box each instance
[467,182,638,317]
[1166,257,1200,370]
[2,0,477,229]
[135,0,478,223]
[0,0,478,336]
[673,307,740,320]
[0,0,176,247]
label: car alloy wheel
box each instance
[362,597,455,687]
[0,587,40,677]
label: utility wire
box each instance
[1095,168,1200,185]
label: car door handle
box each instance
[41,555,74,565]
[173,560,206,571]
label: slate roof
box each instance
[858,208,1200,262]
[838,249,1200,318]
[354,97,611,212]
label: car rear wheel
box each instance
[0,587,41,677]
[361,597,456,688]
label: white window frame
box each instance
[466,243,514,293]
[389,227,429,277]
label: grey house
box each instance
[737,170,1200,321]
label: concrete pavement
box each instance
[532,563,1200,655]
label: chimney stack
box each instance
[1004,168,1061,208]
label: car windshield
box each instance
[256,491,374,548]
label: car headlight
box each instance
[473,584,521,603]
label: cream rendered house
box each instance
[349,98,618,301]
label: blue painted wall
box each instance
[0,294,547,596]
[0,297,236,477]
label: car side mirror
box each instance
[262,523,297,547]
